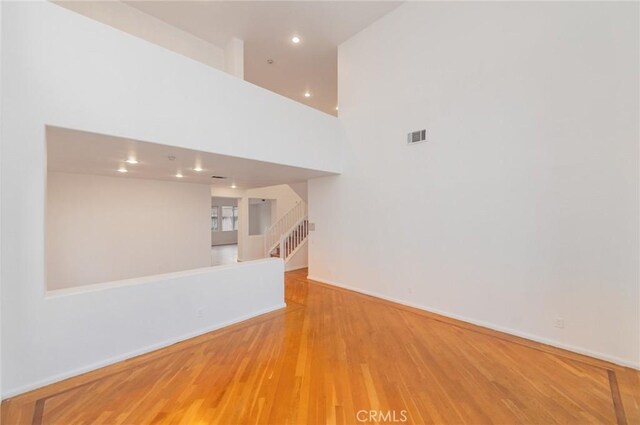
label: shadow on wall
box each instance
[248,198,275,236]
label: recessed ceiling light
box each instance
[335,106,339,111]
[125,158,138,164]
[194,166,203,172]
[176,173,183,178]
[231,184,237,189]
[304,92,311,98]
[291,36,301,44]
[118,167,128,173]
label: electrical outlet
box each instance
[197,308,204,319]
[554,317,564,329]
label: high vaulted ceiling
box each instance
[125,1,402,115]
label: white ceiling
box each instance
[125,1,402,115]
[46,126,336,188]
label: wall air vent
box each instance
[211,176,227,179]
[407,129,427,145]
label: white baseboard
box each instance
[2,303,287,399]
[306,275,640,370]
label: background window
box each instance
[221,206,234,231]
[233,206,239,230]
[211,207,218,231]
[211,206,238,232]
[213,205,238,232]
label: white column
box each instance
[224,37,244,79]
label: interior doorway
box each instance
[211,196,240,266]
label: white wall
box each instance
[54,1,225,71]
[309,2,639,368]
[288,181,308,203]
[249,200,273,236]
[1,2,340,397]
[224,37,244,79]
[211,230,238,247]
[4,2,343,174]
[18,260,284,398]
[245,185,303,228]
[47,172,212,289]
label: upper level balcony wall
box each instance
[3,1,344,174]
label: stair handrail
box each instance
[278,216,309,261]
[264,201,306,255]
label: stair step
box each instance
[266,215,308,261]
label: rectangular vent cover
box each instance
[407,129,427,144]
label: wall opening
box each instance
[45,126,332,291]
[45,128,214,290]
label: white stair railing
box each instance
[278,217,309,261]
[264,201,306,256]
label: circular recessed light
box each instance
[304,92,311,98]
[335,106,339,111]
[125,158,138,164]
[231,184,237,189]
[194,166,203,172]
[176,173,183,178]
[291,36,301,44]
[118,167,128,173]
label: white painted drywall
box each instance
[224,37,244,79]
[54,1,225,71]
[11,259,285,398]
[309,2,639,368]
[211,196,238,207]
[1,2,339,397]
[245,185,303,231]
[288,182,308,203]
[211,231,238,247]
[249,200,273,236]
[6,2,343,174]
[47,172,212,289]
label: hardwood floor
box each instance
[2,269,639,424]
[210,244,238,266]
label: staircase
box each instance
[264,202,309,262]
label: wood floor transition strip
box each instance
[30,399,44,425]
[608,369,628,425]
